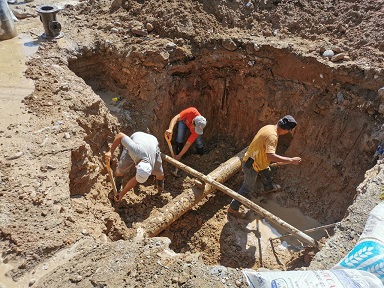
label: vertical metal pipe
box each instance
[36,5,63,39]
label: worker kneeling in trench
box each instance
[165,107,207,159]
[105,131,165,202]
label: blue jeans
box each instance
[176,121,203,148]
[230,159,259,211]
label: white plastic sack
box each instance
[0,0,17,40]
[243,269,383,288]
[334,202,384,285]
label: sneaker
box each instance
[264,183,281,194]
[108,191,120,202]
[108,190,115,201]
[227,207,247,219]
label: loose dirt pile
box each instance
[1,0,384,287]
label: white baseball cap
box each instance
[136,161,152,183]
[193,115,207,135]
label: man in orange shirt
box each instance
[228,115,302,218]
[165,107,207,160]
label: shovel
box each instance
[106,157,119,202]
[164,133,179,177]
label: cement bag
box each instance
[0,0,17,40]
[333,202,384,285]
[243,269,383,288]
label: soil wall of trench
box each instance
[68,39,384,224]
[3,33,384,283]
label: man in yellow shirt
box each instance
[228,115,302,218]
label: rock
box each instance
[60,82,69,91]
[111,28,119,33]
[323,50,334,58]
[245,42,260,54]
[331,46,343,53]
[336,92,344,104]
[146,22,154,32]
[273,29,279,36]
[378,87,384,100]
[222,39,237,51]
[331,53,345,62]
[209,265,227,276]
[110,0,122,10]
[11,8,34,19]
[165,42,177,49]
[69,274,83,283]
[141,50,169,68]
[131,27,148,36]
[6,151,23,160]
[244,1,254,9]
[337,25,347,33]
[28,279,36,286]
[378,103,384,115]
[262,30,273,37]
[99,233,108,243]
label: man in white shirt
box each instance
[105,132,164,202]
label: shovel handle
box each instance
[164,133,175,158]
[106,157,119,201]
[164,132,179,175]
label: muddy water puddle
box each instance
[247,197,326,250]
[0,33,38,130]
[0,240,88,287]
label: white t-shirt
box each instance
[121,132,158,170]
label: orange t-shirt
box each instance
[179,107,201,143]
[243,125,278,172]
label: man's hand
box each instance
[114,192,121,202]
[291,157,302,165]
[105,151,112,160]
[165,129,172,139]
[174,154,181,161]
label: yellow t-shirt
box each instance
[244,125,278,172]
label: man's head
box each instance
[193,115,207,135]
[136,161,152,183]
[277,115,297,131]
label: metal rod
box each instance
[269,222,339,241]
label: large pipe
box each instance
[138,149,319,247]
[137,148,246,237]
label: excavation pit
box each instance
[2,0,384,285]
[67,41,380,269]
